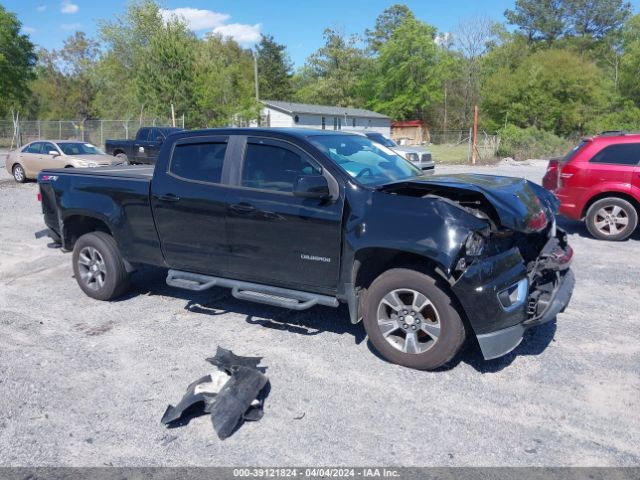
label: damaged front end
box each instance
[380,174,575,360]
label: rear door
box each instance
[19,142,45,177]
[225,136,343,292]
[582,143,639,200]
[151,135,231,274]
[144,128,164,164]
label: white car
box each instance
[348,131,434,174]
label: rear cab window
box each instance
[137,128,150,141]
[169,140,227,183]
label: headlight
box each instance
[77,161,98,167]
[405,152,419,162]
[464,231,486,257]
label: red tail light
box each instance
[37,193,41,202]
[542,159,559,191]
[527,210,548,232]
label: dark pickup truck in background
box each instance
[104,126,184,165]
[37,128,574,370]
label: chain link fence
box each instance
[0,118,184,150]
[428,129,500,163]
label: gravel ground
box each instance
[0,154,638,467]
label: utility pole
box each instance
[253,51,259,102]
[471,105,479,165]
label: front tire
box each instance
[13,164,26,183]
[115,153,129,165]
[585,197,638,241]
[72,232,131,300]
[363,268,466,370]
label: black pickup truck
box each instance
[105,126,184,165]
[37,128,574,370]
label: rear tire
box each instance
[585,197,638,241]
[13,164,26,183]
[115,153,129,165]
[72,232,131,300]
[363,268,466,370]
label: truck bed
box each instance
[38,164,164,268]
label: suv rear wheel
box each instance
[363,268,466,370]
[72,232,131,300]
[586,197,638,241]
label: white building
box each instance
[257,100,391,136]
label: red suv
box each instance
[543,131,640,241]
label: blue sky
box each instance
[6,0,640,67]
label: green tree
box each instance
[256,34,293,101]
[295,28,367,107]
[505,0,566,44]
[0,5,37,117]
[365,4,413,53]
[566,0,631,39]
[95,0,165,118]
[136,18,197,122]
[193,34,257,127]
[60,32,100,119]
[365,16,444,121]
[619,14,640,105]
[482,49,611,135]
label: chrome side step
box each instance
[166,269,339,311]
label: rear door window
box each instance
[589,143,640,166]
[23,143,42,154]
[169,141,227,183]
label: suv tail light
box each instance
[542,159,559,191]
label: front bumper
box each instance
[476,269,574,359]
[452,228,575,360]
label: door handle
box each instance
[230,203,256,214]
[156,193,180,202]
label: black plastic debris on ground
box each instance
[161,347,269,440]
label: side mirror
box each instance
[293,174,330,199]
[155,136,164,144]
[48,150,59,156]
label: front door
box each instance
[225,136,343,293]
[39,142,65,170]
[151,135,230,274]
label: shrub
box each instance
[497,124,572,160]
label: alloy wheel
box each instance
[594,205,630,236]
[77,246,107,291]
[376,288,441,354]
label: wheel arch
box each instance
[581,191,640,219]
[349,247,468,327]
[61,214,114,250]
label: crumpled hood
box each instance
[381,173,559,233]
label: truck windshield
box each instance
[309,134,421,186]
[57,143,104,155]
